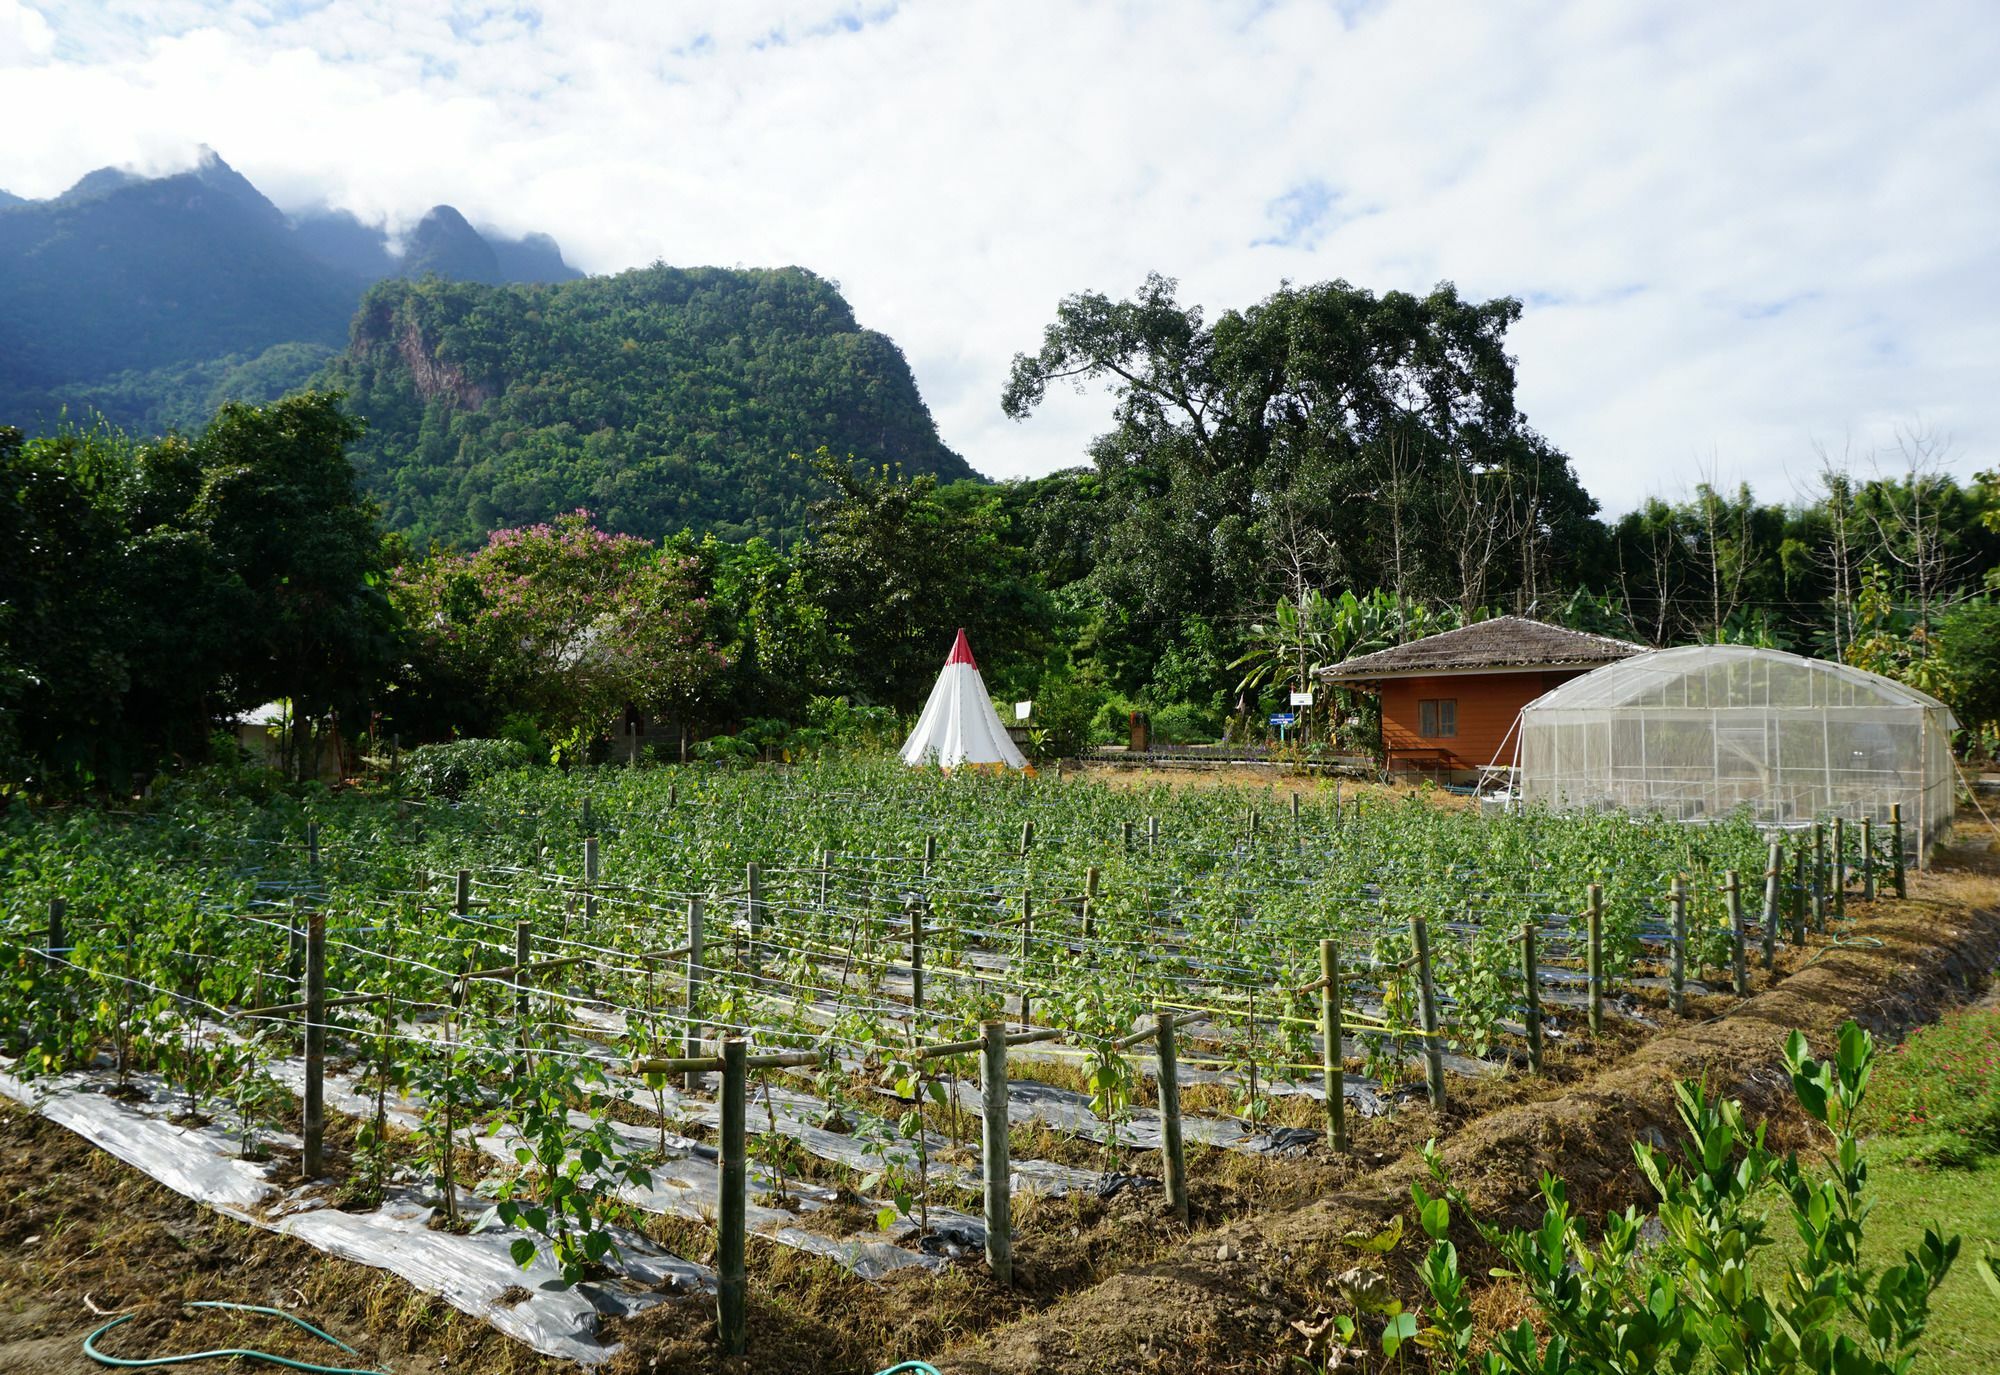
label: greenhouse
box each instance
[1516,644,1956,854]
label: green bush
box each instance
[1085,693,1141,746]
[1032,679,1109,760]
[496,713,552,766]
[1868,1006,2000,1158]
[403,738,533,799]
[1148,701,1221,745]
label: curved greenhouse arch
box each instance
[1517,644,1955,857]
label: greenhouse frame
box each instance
[1516,645,1956,855]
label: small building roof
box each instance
[1319,615,1648,683]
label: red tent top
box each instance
[946,627,978,670]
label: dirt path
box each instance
[941,868,2000,1375]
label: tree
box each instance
[393,510,729,760]
[193,393,396,778]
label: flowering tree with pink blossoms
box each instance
[395,511,730,760]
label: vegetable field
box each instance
[0,763,1903,1364]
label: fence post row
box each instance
[1410,916,1446,1111]
[1725,869,1748,997]
[1319,938,1347,1152]
[302,911,326,1180]
[1584,884,1604,1036]
[980,1021,1013,1286]
[717,1039,748,1356]
[1156,1010,1189,1224]
[1761,842,1782,972]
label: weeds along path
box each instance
[941,877,2000,1375]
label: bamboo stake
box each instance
[717,1039,747,1356]
[684,896,705,1094]
[1812,822,1827,932]
[916,1027,1059,1061]
[1669,877,1688,1016]
[1891,802,1906,898]
[1726,870,1747,996]
[1791,846,1808,946]
[1017,892,1033,1030]
[980,1021,1013,1287]
[1831,817,1846,922]
[1521,924,1543,1072]
[1147,815,1159,850]
[302,911,326,1180]
[1861,819,1876,901]
[1157,1010,1188,1224]
[1019,820,1034,857]
[908,897,925,1013]
[1320,938,1346,1151]
[514,918,533,1078]
[47,897,64,955]
[455,870,471,917]
[746,862,763,973]
[1585,884,1604,1036]
[1761,842,1782,972]
[1412,916,1445,1111]
[1082,866,1101,943]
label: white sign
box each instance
[1289,691,1315,707]
[1015,701,1033,720]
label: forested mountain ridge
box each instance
[318,265,977,547]
[0,149,578,433]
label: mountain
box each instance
[0,149,579,432]
[320,265,977,546]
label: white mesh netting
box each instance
[1518,645,1955,850]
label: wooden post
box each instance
[287,898,305,1001]
[1792,845,1808,946]
[1831,817,1846,922]
[582,795,594,835]
[1019,820,1034,857]
[1156,1011,1188,1223]
[819,848,833,909]
[1017,893,1033,1029]
[1146,815,1159,850]
[1861,819,1876,901]
[1521,924,1544,1072]
[1585,884,1604,1036]
[302,911,326,1180]
[1121,819,1134,851]
[47,897,64,955]
[454,869,470,917]
[1812,823,1827,932]
[980,1021,1012,1285]
[586,836,601,887]
[717,1039,748,1356]
[684,897,705,1093]
[1291,792,1302,825]
[514,918,533,1078]
[1082,866,1101,943]
[1669,877,1688,1017]
[908,897,925,1013]
[306,819,320,873]
[1319,939,1347,1151]
[1411,917,1446,1111]
[745,863,763,973]
[1726,869,1747,996]
[1247,809,1259,842]
[923,834,937,879]
[1761,842,1782,972]
[1891,802,1907,898]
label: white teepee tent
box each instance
[900,629,1029,770]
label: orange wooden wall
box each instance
[1379,670,1587,773]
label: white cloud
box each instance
[3,0,1998,512]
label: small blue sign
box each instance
[1268,713,1296,726]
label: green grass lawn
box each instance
[1830,1151,2000,1374]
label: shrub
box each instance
[1867,1006,2000,1158]
[1148,701,1221,745]
[1085,693,1142,746]
[403,738,533,799]
[1033,678,1109,760]
[496,712,552,766]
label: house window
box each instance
[1418,699,1457,738]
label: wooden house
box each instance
[1319,616,1647,782]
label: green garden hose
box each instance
[872,1364,942,1375]
[83,1301,388,1374]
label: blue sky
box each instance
[3,0,1998,512]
